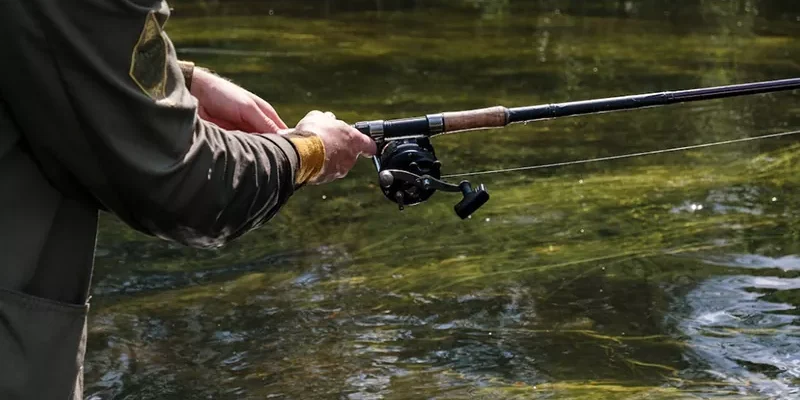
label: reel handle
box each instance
[454,182,490,219]
[378,169,490,219]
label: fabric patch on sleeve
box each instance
[130,11,168,100]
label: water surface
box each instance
[85,1,800,399]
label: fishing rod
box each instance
[353,77,800,219]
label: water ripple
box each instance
[679,274,800,399]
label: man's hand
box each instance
[190,68,288,133]
[290,111,377,185]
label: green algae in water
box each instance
[85,1,800,399]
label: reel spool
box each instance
[378,138,440,207]
[373,137,490,219]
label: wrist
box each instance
[286,130,326,185]
[187,65,216,98]
[177,60,195,90]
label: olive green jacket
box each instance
[0,0,301,398]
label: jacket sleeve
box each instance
[10,0,306,248]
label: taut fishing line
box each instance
[443,128,800,179]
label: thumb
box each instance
[354,130,377,157]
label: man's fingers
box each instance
[245,112,282,134]
[239,102,282,133]
[305,110,324,118]
[351,127,377,157]
[252,96,289,130]
[262,118,282,134]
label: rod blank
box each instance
[508,77,800,124]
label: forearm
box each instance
[7,0,325,248]
[176,60,325,188]
[136,121,301,247]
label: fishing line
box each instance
[442,129,800,179]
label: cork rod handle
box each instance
[442,106,508,133]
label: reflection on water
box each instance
[85,1,800,399]
[680,271,800,398]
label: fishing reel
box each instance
[372,137,490,219]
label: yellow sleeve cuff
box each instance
[287,132,326,185]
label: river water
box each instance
[84,1,800,399]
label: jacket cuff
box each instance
[177,60,195,90]
[286,132,326,186]
[257,133,302,189]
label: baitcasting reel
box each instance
[360,131,490,219]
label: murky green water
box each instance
[84,1,800,399]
